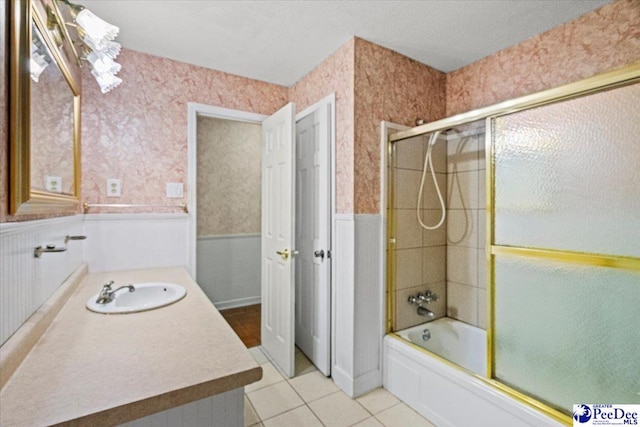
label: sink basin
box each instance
[86,282,187,314]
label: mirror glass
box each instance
[29,23,75,195]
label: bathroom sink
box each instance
[86,282,187,314]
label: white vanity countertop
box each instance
[0,267,262,426]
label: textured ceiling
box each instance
[75,0,611,87]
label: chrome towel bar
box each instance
[83,202,188,214]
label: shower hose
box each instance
[417,130,446,230]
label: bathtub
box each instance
[384,317,563,427]
[396,317,486,376]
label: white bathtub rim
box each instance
[395,317,487,375]
[384,335,564,427]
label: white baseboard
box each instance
[331,365,356,397]
[353,369,383,397]
[214,296,261,311]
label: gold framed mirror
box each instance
[9,0,81,216]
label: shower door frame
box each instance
[384,62,640,426]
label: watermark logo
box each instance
[574,405,593,423]
[573,405,639,426]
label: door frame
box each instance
[186,96,336,374]
[380,121,409,368]
[187,103,267,279]
[294,93,336,375]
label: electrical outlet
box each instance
[166,183,184,198]
[107,179,121,197]
[46,176,62,193]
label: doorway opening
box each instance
[187,96,335,378]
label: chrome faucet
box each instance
[417,290,439,304]
[96,281,135,304]
[417,306,435,318]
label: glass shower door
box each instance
[489,82,640,416]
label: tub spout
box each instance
[417,306,434,318]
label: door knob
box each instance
[314,250,325,259]
[276,249,290,260]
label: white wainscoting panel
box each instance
[0,215,84,345]
[332,214,355,396]
[196,234,261,309]
[83,214,189,273]
[118,388,243,427]
[332,214,385,398]
[353,214,383,394]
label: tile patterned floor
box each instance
[245,346,437,427]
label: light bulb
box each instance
[75,9,119,50]
[84,37,121,59]
[87,51,121,75]
[91,69,122,93]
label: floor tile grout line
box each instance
[247,361,436,427]
[306,398,330,427]
[245,375,286,395]
[245,394,261,427]
[256,402,307,425]
[372,401,405,427]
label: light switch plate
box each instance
[166,182,184,198]
[45,176,62,193]
[107,179,121,197]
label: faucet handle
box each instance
[407,295,418,305]
[417,290,439,303]
[102,280,114,290]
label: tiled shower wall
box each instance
[392,121,488,332]
[445,121,487,329]
[392,134,448,331]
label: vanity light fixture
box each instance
[55,0,123,93]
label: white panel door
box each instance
[261,103,296,378]
[295,104,331,376]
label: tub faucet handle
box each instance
[428,291,439,302]
[407,295,419,305]
[418,290,438,303]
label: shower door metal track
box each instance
[389,63,640,143]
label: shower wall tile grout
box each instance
[393,123,488,331]
[446,126,487,329]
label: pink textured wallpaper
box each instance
[4,0,638,221]
[289,39,355,214]
[81,49,288,211]
[353,38,446,214]
[447,0,640,116]
[196,117,262,236]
